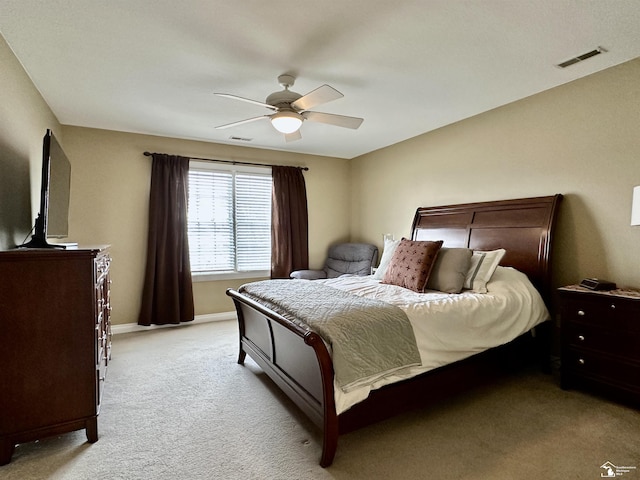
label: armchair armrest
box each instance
[290,269,327,280]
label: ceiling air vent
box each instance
[556,47,607,68]
[229,136,252,142]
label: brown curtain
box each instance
[271,166,309,278]
[138,154,194,325]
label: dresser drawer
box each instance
[563,321,640,361]
[95,253,111,284]
[564,349,640,390]
[96,354,107,410]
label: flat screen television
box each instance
[19,129,71,249]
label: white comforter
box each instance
[317,266,550,414]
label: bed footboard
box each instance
[226,288,339,467]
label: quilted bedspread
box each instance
[239,279,421,392]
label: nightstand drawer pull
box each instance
[610,304,616,310]
[577,310,585,316]
[578,358,585,365]
[577,335,585,341]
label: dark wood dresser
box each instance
[0,246,112,465]
[558,285,640,406]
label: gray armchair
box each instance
[290,242,379,280]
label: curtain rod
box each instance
[143,151,309,171]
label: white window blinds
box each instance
[187,163,272,275]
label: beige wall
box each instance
[0,35,62,250]
[60,126,350,324]
[350,58,640,292]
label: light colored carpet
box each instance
[1,320,638,480]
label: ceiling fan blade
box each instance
[303,111,364,129]
[214,93,277,111]
[291,84,343,111]
[215,115,269,129]
[285,130,302,143]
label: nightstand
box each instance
[558,285,640,406]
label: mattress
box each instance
[316,266,550,414]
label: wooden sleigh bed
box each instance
[226,194,562,467]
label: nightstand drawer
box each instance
[564,350,640,390]
[564,321,640,361]
[561,297,640,332]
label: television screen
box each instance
[46,132,71,238]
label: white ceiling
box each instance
[1,1,639,159]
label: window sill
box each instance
[192,270,270,282]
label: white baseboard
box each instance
[111,311,236,335]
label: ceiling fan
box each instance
[214,74,363,142]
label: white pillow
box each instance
[463,249,506,293]
[372,238,400,280]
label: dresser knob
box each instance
[577,310,585,316]
[610,304,616,310]
[578,358,585,365]
[577,335,585,341]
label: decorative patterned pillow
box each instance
[463,249,506,293]
[381,238,443,292]
[426,247,473,293]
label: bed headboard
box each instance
[411,195,562,301]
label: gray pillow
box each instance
[426,247,473,293]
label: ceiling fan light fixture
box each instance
[271,111,303,134]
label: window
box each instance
[187,161,272,280]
